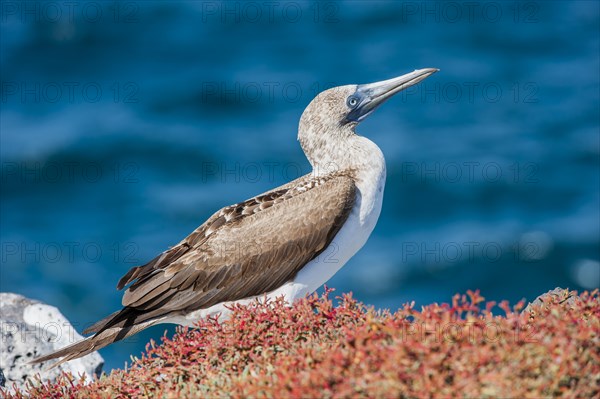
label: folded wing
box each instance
[90,173,356,334]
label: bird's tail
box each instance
[30,319,157,370]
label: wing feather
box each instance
[99,173,355,331]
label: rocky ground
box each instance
[0,293,103,394]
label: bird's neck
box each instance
[299,123,385,178]
[299,123,387,223]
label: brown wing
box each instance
[85,173,356,334]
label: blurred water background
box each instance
[1,1,599,371]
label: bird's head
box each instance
[298,68,439,170]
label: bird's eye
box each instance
[347,96,359,108]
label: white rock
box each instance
[0,292,103,394]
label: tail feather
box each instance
[82,309,122,335]
[30,319,158,370]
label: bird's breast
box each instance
[287,146,387,299]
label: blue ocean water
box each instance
[1,1,598,371]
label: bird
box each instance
[32,68,439,368]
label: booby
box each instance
[33,68,438,367]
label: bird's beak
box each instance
[346,68,439,123]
